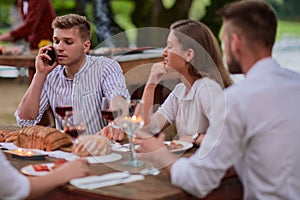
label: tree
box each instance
[93,0,128,47]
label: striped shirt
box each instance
[15,55,130,134]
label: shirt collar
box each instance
[174,79,204,101]
[246,57,280,79]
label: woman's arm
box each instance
[142,62,168,125]
[27,159,89,199]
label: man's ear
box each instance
[83,40,91,54]
[185,48,195,63]
[230,33,241,52]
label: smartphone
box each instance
[45,47,56,65]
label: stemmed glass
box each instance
[101,97,122,142]
[64,110,86,143]
[120,99,144,167]
[139,117,161,175]
[55,96,72,130]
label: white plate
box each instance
[164,141,193,153]
[65,153,122,164]
[21,163,54,176]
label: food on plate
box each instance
[32,164,50,172]
[32,159,67,172]
[165,141,184,151]
[2,126,73,151]
[72,135,111,157]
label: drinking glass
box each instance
[64,110,86,143]
[120,99,144,167]
[140,117,161,175]
[55,96,72,120]
[101,97,122,142]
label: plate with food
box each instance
[164,140,193,153]
[21,159,66,176]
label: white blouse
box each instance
[0,151,30,199]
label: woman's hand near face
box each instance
[146,62,168,86]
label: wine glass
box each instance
[55,96,72,120]
[140,116,161,175]
[64,110,86,143]
[120,99,145,167]
[101,97,122,143]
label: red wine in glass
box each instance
[101,109,122,122]
[64,127,86,139]
[55,106,73,119]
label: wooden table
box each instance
[1,125,243,200]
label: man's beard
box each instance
[227,47,242,74]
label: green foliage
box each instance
[277,20,300,39]
[52,0,76,16]
[111,0,136,44]
[189,0,210,20]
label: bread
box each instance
[0,130,6,142]
[0,130,9,142]
[3,125,73,151]
[72,135,111,157]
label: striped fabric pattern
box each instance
[15,55,130,134]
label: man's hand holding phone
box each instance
[35,46,58,75]
[45,46,56,66]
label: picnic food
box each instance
[0,126,73,151]
[72,135,112,157]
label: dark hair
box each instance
[52,14,91,42]
[170,19,232,88]
[217,0,277,49]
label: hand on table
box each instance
[98,125,124,141]
[54,158,90,182]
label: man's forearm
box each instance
[17,73,47,119]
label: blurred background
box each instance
[0,0,299,125]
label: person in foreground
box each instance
[0,151,89,199]
[15,14,130,134]
[136,0,300,199]
[102,19,232,145]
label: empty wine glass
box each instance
[64,110,86,143]
[120,99,144,167]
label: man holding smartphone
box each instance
[15,14,130,135]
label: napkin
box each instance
[0,142,18,150]
[70,171,144,190]
[48,150,74,159]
